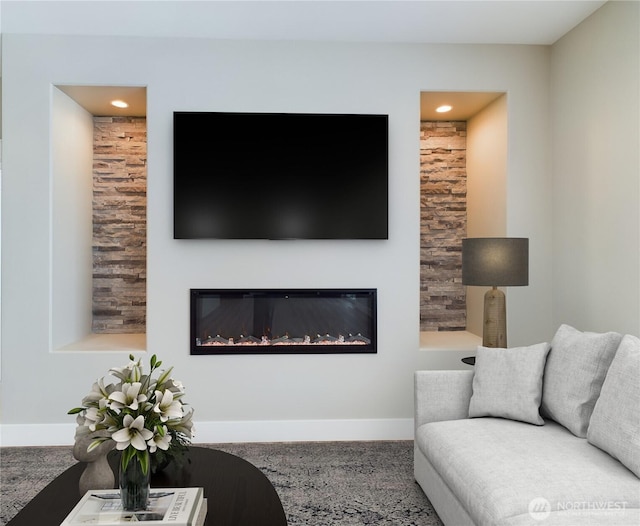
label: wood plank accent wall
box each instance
[420,121,467,331]
[92,117,147,333]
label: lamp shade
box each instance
[462,238,528,287]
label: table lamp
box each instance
[462,237,529,348]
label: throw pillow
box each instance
[469,342,551,425]
[541,324,622,437]
[587,334,640,478]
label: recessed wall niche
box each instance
[51,85,147,351]
[419,91,506,337]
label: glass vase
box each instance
[119,452,150,512]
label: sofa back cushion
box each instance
[587,334,640,478]
[541,324,622,437]
[469,342,550,425]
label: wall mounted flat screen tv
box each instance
[173,112,388,239]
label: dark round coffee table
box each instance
[7,446,287,526]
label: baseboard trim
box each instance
[0,418,414,447]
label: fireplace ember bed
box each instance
[191,289,377,355]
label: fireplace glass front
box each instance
[191,289,377,354]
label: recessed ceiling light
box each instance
[111,100,129,108]
[436,105,452,113]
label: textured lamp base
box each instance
[483,287,506,348]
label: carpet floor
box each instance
[1,440,443,526]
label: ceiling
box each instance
[2,1,607,45]
[3,1,607,119]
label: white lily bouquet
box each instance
[69,354,195,476]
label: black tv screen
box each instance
[173,112,388,239]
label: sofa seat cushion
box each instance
[416,418,640,525]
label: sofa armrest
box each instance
[414,370,474,430]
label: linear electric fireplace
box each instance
[190,289,377,355]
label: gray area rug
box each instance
[1,440,443,526]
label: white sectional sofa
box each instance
[414,325,640,525]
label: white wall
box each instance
[1,34,553,445]
[551,0,640,335]
[466,94,508,338]
[51,86,94,349]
